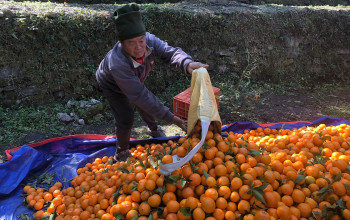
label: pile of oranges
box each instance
[23,122,350,220]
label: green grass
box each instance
[0,101,104,147]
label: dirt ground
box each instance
[1,87,349,163]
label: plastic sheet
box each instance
[0,116,349,219]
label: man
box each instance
[96,3,208,161]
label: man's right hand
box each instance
[172,116,187,132]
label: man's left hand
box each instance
[187,62,209,74]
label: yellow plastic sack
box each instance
[187,67,222,135]
[159,67,222,175]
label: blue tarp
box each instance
[0,116,349,219]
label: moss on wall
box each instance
[0,2,349,106]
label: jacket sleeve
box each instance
[110,65,175,123]
[149,33,193,74]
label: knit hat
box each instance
[114,3,146,41]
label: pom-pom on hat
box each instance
[114,3,146,41]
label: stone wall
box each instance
[0,2,349,106]
[193,0,349,6]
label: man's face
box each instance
[121,35,146,59]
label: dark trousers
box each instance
[101,87,158,150]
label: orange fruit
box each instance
[193,207,205,220]
[239,185,252,200]
[215,197,228,210]
[297,203,312,218]
[162,192,177,205]
[205,188,218,200]
[162,155,173,164]
[139,202,151,216]
[148,194,161,208]
[276,205,290,220]
[206,176,217,187]
[120,201,132,215]
[33,210,44,220]
[332,181,346,196]
[237,200,250,214]
[185,197,198,209]
[264,191,279,208]
[213,208,225,220]
[254,210,270,220]
[201,197,215,214]
[218,186,231,199]
[305,166,320,178]
[167,200,180,213]
[101,213,113,220]
[125,210,138,220]
[231,177,243,190]
[292,189,305,204]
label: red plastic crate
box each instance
[173,87,220,120]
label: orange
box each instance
[109,204,121,215]
[148,194,161,208]
[145,179,156,191]
[291,188,305,203]
[162,192,177,205]
[214,164,227,177]
[167,200,180,213]
[230,191,240,203]
[305,166,320,178]
[177,147,187,157]
[254,210,270,219]
[139,202,151,216]
[192,152,203,163]
[43,193,53,201]
[206,176,217,187]
[192,208,205,220]
[162,155,173,164]
[34,202,43,211]
[218,186,231,199]
[80,211,91,220]
[239,185,252,200]
[213,208,225,220]
[297,203,312,218]
[231,177,243,190]
[215,197,227,210]
[201,197,215,214]
[204,148,216,160]
[264,170,276,184]
[120,201,132,215]
[343,209,350,219]
[182,187,194,198]
[99,198,108,209]
[101,213,113,220]
[264,191,279,208]
[237,200,250,214]
[280,183,293,195]
[276,205,290,220]
[188,173,201,186]
[52,197,62,207]
[332,181,346,196]
[217,176,229,186]
[205,188,218,200]
[281,195,293,207]
[259,155,271,166]
[185,197,198,209]
[33,210,44,220]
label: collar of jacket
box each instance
[129,46,152,68]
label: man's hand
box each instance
[187,62,209,74]
[172,116,187,132]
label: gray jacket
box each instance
[96,32,193,122]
